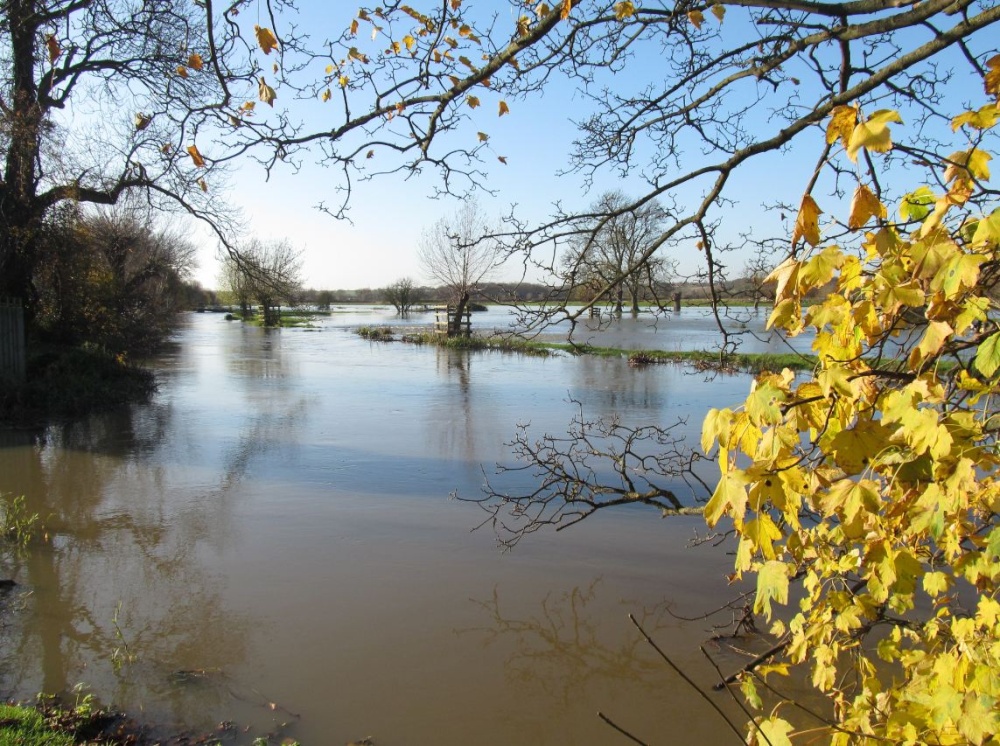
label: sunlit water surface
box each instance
[0,307,805,744]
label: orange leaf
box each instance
[477,132,489,142]
[188,53,204,70]
[687,10,704,29]
[466,95,480,109]
[176,66,189,78]
[498,100,510,116]
[560,0,572,19]
[45,34,61,63]
[186,145,206,167]
[255,25,279,55]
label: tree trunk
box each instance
[0,0,44,324]
[450,291,470,336]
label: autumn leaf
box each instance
[687,10,704,29]
[499,100,510,116]
[846,109,903,162]
[403,35,416,52]
[826,105,857,148]
[497,155,507,164]
[197,178,208,192]
[943,148,991,183]
[349,19,359,36]
[849,184,886,228]
[134,113,151,131]
[754,561,789,619]
[477,132,489,142]
[466,95,480,109]
[952,104,999,131]
[791,194,822,248]
[711,4,725,21]
[321,88,331,102]
[560,0,572,19]
[984,54,1000,98]
[900,186,935,222]
[45,34,62,63]
[974,332,1000,378]
[614,1,635,20]
[188,53,203,70]
[255,25,279,55]
[516,15,531,35]
[186,145,206,167]
[258,76,277,107]
[176,66,188,78]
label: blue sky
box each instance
[188,1,995,292]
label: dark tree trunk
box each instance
[450,291,470,336]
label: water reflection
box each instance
[0,312,759,744]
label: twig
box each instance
[712,635,790,690]
[597,711,650,745]
[627,613,745,743]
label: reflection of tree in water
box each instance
[461,578,671,708]
[432,346,477,464]
[0,403,277,734]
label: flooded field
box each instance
[0,307,805,744]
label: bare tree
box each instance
[384,277,417,315]
[418,200,501,336]
[223,239,303,327]
[563,192,672,316]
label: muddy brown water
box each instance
[0,308,804,744]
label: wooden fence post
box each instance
[0,297,26,384]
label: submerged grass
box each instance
[354,326,815,371]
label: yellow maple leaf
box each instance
[944,148,991,183]
[711,4,725,21]
[321,88,331,102]
[614,1,635,20]
[499,100,510,116]
[258,76,276,107]
[466,95,480,108]
[846,109,903,162]
[188,53,203,70]
[186,144,206,167]
[687,10,704,29]
[849,184,886,229]
[791,194,822,249]
[403,35,416,52]
[339,75,349,88]
[255,25,279,55]
[984,54,1000,99]
[826,105,858,148]
[951,104,999,131]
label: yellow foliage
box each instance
[707,95,1000,743]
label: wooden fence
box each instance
[433,305,472,336]
[0,297,25,384]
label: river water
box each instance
[0,306,805,744]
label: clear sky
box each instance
[186,1,992,293]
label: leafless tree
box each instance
[563,192,673,316]
[418,199,501,336]
[383,277,417,315]
[223,239,303,326]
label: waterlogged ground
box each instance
[0,307,807,745]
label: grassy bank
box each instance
[353,327,816,372]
